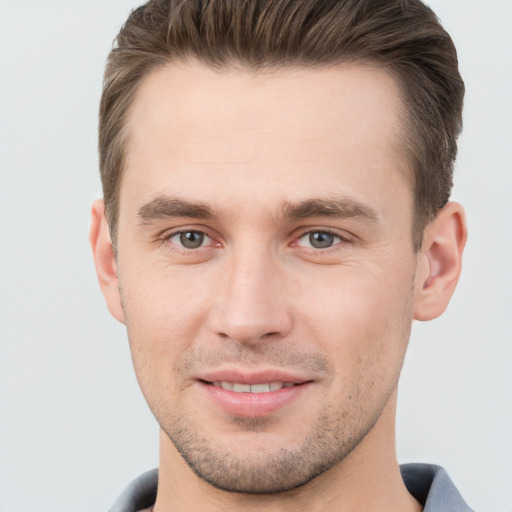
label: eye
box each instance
[297,230,342,249]
[168,230,211,249]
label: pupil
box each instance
[309,232,334,248]
[180,231,204,249]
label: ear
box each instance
[413,202,467,321]
[89,199,125,323]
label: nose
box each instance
[209,248,293,346]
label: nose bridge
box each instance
[212,243,292,345]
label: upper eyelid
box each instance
[294,227,351,241]
[298,228,342,236]
[295,230,343,246]
[158,226,352,246]
[166,229,213,244]
[160,225,214,240]
[167,229,210,239]
[166,228,209,238]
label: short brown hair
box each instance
[99,0,464,250]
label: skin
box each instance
[90,62,466,512]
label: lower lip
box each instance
[199,382,311,417]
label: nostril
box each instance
[209,303,293,345]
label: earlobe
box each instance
[89,199,125,323]
[413,202,467,321]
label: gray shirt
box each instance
[108,463,475,512]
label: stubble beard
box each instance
[157,388,388,495]
[124,284,415,495]
[127,337,405,495]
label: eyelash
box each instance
[163,229,217,251]
[161,227,350,254]
[294,229,349,250]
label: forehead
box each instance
[122,62,411,218]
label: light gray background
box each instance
[0,1,510,511]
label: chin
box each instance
[161,406,372,495]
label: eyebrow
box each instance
[280,198,380,224]
[137,196,219,223]
[137,195,380,225]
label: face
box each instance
[114,63,420,493]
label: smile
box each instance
[211,381,296,393]
[199,376,312,417]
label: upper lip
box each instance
[198,368,312,385]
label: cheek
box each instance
[296,263,415,384]
[121,254,214,332]
[119,265,214,400]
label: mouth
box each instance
[208,381,297,393]
[197,372,313,417]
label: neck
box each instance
[153,392,422,512]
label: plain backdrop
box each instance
[0,1,511,511]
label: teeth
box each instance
[251,383,270,393]
[233,383,251,393]
[221,381,233,391]
[212,381,294,393]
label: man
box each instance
[89,0,471,510]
